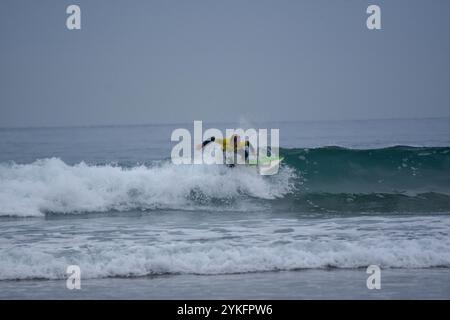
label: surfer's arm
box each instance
[196,136,216,150]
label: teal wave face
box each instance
[282,146,450,195]
[271,146,450,213]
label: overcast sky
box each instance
[1,0,449,127]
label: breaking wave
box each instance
[1,146,450,217]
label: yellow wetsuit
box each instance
[213,138,247,152]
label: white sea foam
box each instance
[0,216,449,280]
[0,158,295,217]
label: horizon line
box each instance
[0,116,449,130]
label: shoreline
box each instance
[1,268,449,299]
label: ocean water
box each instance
[1,118,450,299]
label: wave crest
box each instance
[0,158,295,216]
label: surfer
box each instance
[197,134,256,167]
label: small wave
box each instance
[1,228,449,280]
